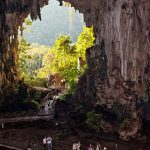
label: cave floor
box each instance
[0,121,150,150]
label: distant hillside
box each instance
[23,0,85,46]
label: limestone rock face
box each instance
[65,0,150,140]
[0,0,150,140]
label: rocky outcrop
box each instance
[67,0,150,140]
[0,0,150,141]
[0,0,48,103]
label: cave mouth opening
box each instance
[0,0,95,112]
[16,0,95,109]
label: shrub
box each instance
[27,77,47,87]
[22,100,40,110]
[58,93,70,101]
[28,100,40,110]
[86,111,102,132]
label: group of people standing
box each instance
[86,143,107,150]
[41,137,143,150]
[72,141,117,150]
[72,141,81,150]
[43,136,53,150]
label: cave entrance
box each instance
[18,0,94,104]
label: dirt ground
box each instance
[0,120,150,150]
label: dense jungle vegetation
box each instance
[18,0,95,95]
[19,27,95,95]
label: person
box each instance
[1,123,4,129]
[96,142,101,150]
[115,143,118,150]
[47,135,52,141]
[87,144,94,150]
[47,136,52,150]
[103,147,107,150]
[48,100,53,109]
[47,139,52,150]
[72,141,78,150]
[77,141,81,150]
[43,137,47,150]
[45,102,49,115]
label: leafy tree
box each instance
[38,27,95,92]
[38,36,78,83]
[19,38,31,76]
[76,27,95,60]
[18,38,49,86]
[19,26,94,91]
[86,111,102,132]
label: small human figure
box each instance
[47,136,52,150]
[115,143,118,150]
[47,135,52,141]
[48,100,53,109]
[87,144,94,150]
[1,123,4,129]
[103,147,107,150]
[72,141,78,150]
[43,137,47,150]
[45,103,49,115]
[77,141,81,150]
[96,142,102,150]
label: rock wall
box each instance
[64,0,150,140]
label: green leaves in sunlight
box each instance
[76,27,95,60]
[38,27,94,88]
[18,38,49,86]
[19,27,95,90]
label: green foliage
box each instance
[67,79,77,95]
[19,38,49,87]
[76,27,95,60]
[28,100,40,110]
[38,27,94,92]
[23,18,32,32]
[25,18,32,26]
[23,100,40,110]
[86,111,102,132]
[21,73,47,87]
[59,93,72,101]
[38,35,77,82]
[19,27,95,93]
[19,38,31,74]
